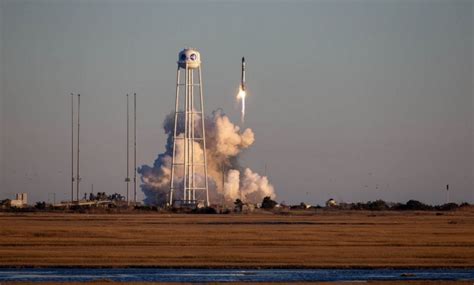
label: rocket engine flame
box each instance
[237,87,246,123]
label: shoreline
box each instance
[1,265,474,269]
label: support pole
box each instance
[76,94,80,202]
[198,66,210,206]
[133,93,137,204]
[126,94,130,205]
[183,65,188,203]
[169,68,180,206]
[71,93,74,203]
[191,69,196,202]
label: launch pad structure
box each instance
[169,48,210,207]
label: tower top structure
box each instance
[178,48,201,69]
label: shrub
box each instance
[193,207,217,214]
[406,200,432,210]
[434,203,459,211]
[35,201,47,210]
[366,200,389,211]
[261,196,277,209]
[234,199,244,212]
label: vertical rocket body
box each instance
[241,57,246,91]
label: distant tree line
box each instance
[338,200,470,211]
[233,197,471,212]
[88,192,125,202]
[2,194,471,213]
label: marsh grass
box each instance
[0,211,473,268]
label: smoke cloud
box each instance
[138,110,275,206]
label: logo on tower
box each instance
[177,49,201,69]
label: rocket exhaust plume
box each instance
[139,54,274,206]
[138,110,276,206]
[237,87,246,123]
[237,57,247,123]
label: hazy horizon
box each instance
[0,0,473,205]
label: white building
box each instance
[326,198,338,208]
[10,193,28,208]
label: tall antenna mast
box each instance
[71,93,75,203]
[133,93,137,204]
[76,94,81,201]
[125,94,130,205]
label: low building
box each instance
[172,199,205,209]
[10,193,28,208]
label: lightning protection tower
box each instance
[169,48,209,207]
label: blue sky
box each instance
[0,0,473,205]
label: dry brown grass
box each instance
[0,210,473,268]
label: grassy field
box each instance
[0,210,473,268]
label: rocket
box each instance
[237,57,247,123]
[241,57,246,91]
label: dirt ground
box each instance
[0,210,473,268]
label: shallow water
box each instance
[0,268,473,282]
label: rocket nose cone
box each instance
[242,57,245,62]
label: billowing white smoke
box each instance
[223,169,240,200]
[210,114,254,157]
[240,168,274,201]
[224,168,275,202]
[138,110,276,205]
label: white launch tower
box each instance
[169,48,210,207]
